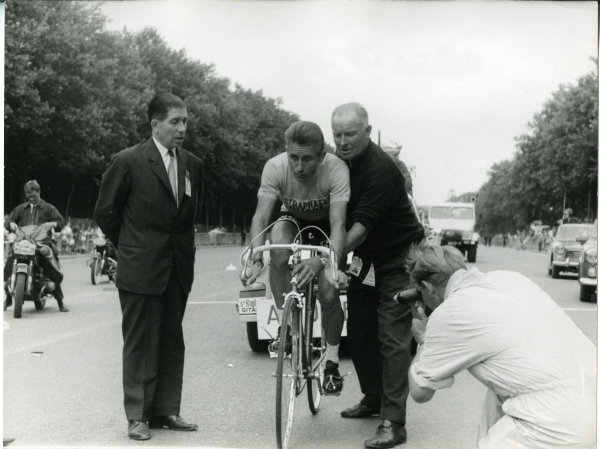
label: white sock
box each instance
[325,343,340,364]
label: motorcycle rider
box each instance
[4,180,69,312]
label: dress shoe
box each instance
[57,300,69,312]
[341,402,379,419]
[149,415,198,431]
[127,420,150,440]
[364,422,407,448]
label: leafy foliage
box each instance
[5,2,299,228]
[476,62,598,233]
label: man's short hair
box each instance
[406,243,466,286]
[148,93,186,123]
[331,102,369,126]
[284,121,325,153]
[24,180,40,193]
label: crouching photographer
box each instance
[402,244,596,449]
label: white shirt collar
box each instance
[153,137,176,158]
[444,269,467,299]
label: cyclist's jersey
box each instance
[258,152,350,221]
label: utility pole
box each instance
[378,130,381,146]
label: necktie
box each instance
[168,149,178,206]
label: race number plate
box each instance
[238,286,266,321]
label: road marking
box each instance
[562,308,597,312]
[189,301,236,304]
[9,446,241,449]
[190,287,240,301]
[4,319,121,356]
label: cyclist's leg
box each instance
[317,272,345,394]
[316,273,343,349]
[269,219,296,310]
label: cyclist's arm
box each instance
[248,196,277,262]
[328,202,347,265]
[344,222,369,255]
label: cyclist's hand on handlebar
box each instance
[293,256,324,289]
[240,261,263,286]
[9,222,17,232]
[324,268,347,290]
[43,221,57,230]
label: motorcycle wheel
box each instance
[34,295,46,310]
[13,273,26,319]
[91,258,101,285]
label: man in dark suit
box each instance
[94,93,204,441]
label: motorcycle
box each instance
[7,225,62,319]
[89,236,117,285]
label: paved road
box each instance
[3,245,597,448]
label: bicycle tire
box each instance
[305,281,324,414]
[275,295,301,449]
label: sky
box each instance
[99,1,598,205]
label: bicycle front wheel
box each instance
[276,295,301,449]
[305,283,324,414]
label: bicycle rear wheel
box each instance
[276,295,301,449]
[305,282,325,414]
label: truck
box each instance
[427,201,479,262]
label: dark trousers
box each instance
[346,250,413,425]
[119,269,188,421]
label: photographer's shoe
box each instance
[364,421,407,448]
[323,360,343,396]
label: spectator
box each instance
[61,222,73,255]
[406,244,596,448]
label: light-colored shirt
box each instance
[257,152,350,221]
[153,137,178,199]
[411,267,596,449]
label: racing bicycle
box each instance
[242,233,338,449]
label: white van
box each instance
[427,202,479,262]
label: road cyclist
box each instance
[240,120,350,397]
[241,221,347,449]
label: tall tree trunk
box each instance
[64,173,77,219]
[231,206,236,232]
[205,206,209,232]
[218,191,223,228]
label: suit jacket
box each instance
[94,138,204,295]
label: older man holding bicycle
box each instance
[240,120,349,395]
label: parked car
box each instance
[548,223,594,279]
[578,223,597,302]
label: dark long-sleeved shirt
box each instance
[6,200,64,232]
[347,140,424,264]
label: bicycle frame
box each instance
[244,242,335,449]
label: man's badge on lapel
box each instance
[185,170,191,197]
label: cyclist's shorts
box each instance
[276,212,331,247]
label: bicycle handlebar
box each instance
[245,243,338,282]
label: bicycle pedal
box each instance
[323,391,341,397]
